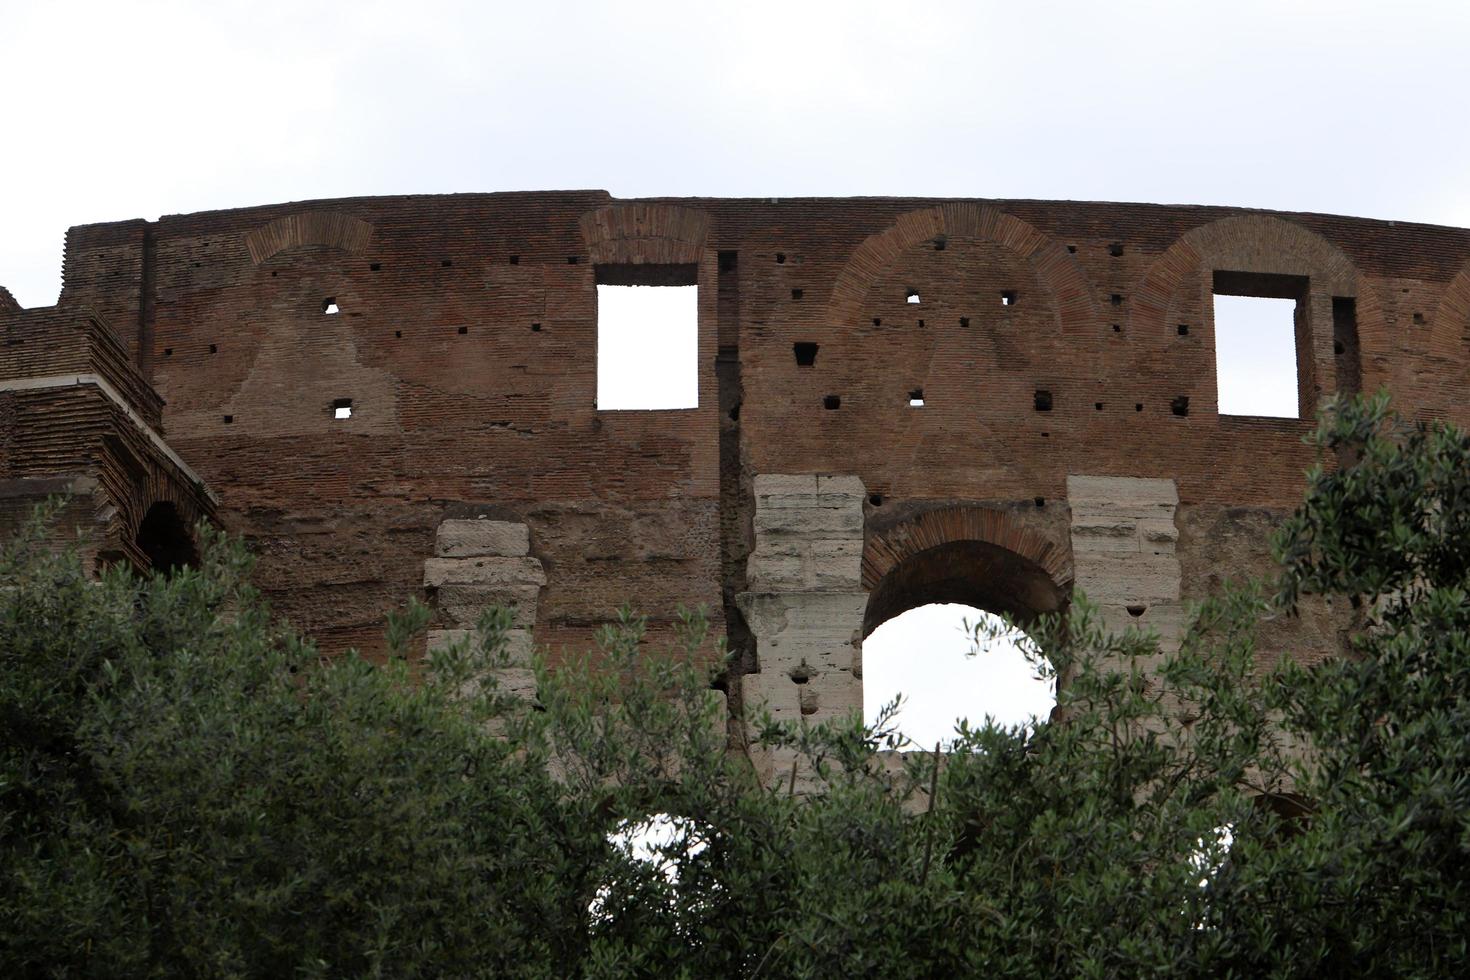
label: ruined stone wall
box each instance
[12,192,1470,736]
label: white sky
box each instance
[597,286,698,409]
[3,0,1467,737]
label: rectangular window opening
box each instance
[596,264,698,410]
[1213,271,1307,418]
[908,389,925,407]
[332,398,353,420]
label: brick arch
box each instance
[1128,213,1360,341]
[243,211,375,265]
[1429,260,1470,359]
[826,204,1097,334]
[579,203,711,265]
[104,456,217,573]
[861,505,1072,637]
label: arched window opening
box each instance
[134,503,199,574]
[864,603,1054,749]
[862,537,1067,749]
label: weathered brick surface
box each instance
[4,191,1468,733]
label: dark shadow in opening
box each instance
[134,503,199,574]
[863,539,1068,639]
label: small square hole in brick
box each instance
[1413,312,1426,325]
[567,256,579,265]
[872,317,882,327]
[906,289,921,305]
[775,253,787,264]
[1135,403,1143,412]
[791,288,803,300]
[441,259,453,268]
[209,343,217,354]
[1109,243,1125,257]
[934,237,946,251]
[531,322,542,332]
[869,493,884,506]
[1034,496,1045,508]
[222,415,233,424]
[394,330,402,338]
[1171,395,1190,417]
[457,326,468,335]
[333,398,353,420]
[1111,294,1123,306]
[793,342,818,367]
[823,394,841,410]
[322,299,339,315]
[959,316,970,328]
[917,319,925,328]
[509,255,519,265]
[1095,402,1104,411]
[163,348,173,357]
[1178,323,1189,336]
[1112,324,1121,333]
[1001,290,1017,306]
[909,389,925,407]
[370,262,381,271]
[1034,390,1053,412]
[1067,244,1078,253]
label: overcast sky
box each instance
[3,0,1468,745]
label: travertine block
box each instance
[435,519,530,558]
[808,537,863,589]
[436,583,542,628]
[423,555,547,588]
[1074,553,1181,604]
[754,505,863,537]
[426,627,534,665]
[1097,602,1191,648]
[747,550,806,592]
[736,591,867,640]
[1067,474,1178,509]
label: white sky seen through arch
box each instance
[863,603,1054,749]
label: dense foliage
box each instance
[2,393,1467,977]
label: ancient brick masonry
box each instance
[3,192,1469,779]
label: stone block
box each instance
[815,474,866,498]
[485,667,539,701]
[800,668,862,720]
[743,670,802,721]
[747,550,806,591]
[737,591,867,637]
[754,472,865,512]
[435,519,530,558]
[1067,474,1178,510]
[1074,552,1181,604]
[1070,515,1141,553]
[754,505,863,537]
[753,473,818,498]
[1137,519,1180,546]
[427,627,535,664]
[1098,602,1190,651]
[423,555,547,588]
[437,583,541,628]
[807,537,864,590]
